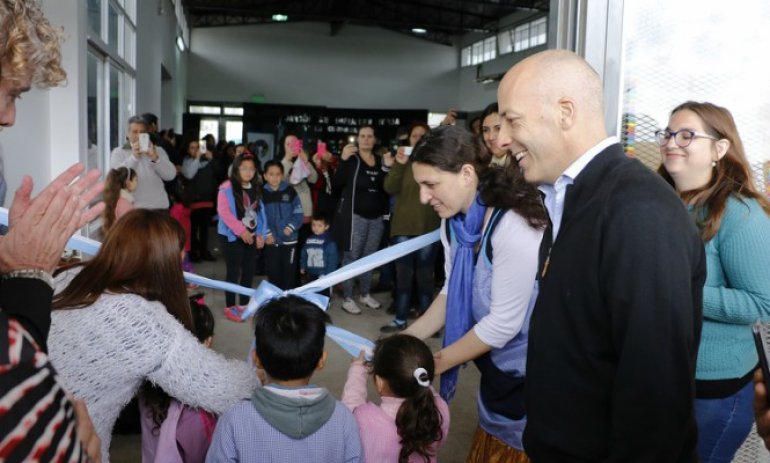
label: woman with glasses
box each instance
[658,101,770,463]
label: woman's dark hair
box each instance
[142,295,216,433]
[407,122,430,140]
[253,296,331,381]
[370,334,443,463]
[101,167,136,233]
[480,102,498,124]
[412,125,547,229]
[280,132,299,158]
[658,101,770,241]
[228,153,262,219]
[180,133,200,159]
[53,209,192,329]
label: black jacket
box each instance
[523,144,705,462]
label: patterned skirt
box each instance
[466,425,530,463]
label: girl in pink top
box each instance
[343,334,450,463]
[101,166,137,236]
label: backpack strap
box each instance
[481,208,506,265]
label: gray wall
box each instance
[187,22,459,111]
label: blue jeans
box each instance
[392,235,438,323]
[694,380,754,463]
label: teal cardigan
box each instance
[696,195,770,380]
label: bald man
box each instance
[497,50,706,462]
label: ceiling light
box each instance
[412,28,427,34]
[272,14,288,22]
[176,36,185,52]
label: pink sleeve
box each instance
[217,185,246,237]
[341,362,368,411]
[433,389,451,448]
[114,198,134,220]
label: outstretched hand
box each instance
[0,163,104,274]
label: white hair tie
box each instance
[413,367,430,387]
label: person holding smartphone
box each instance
[281,134,318,275]
[181,136,218,262]
[110,115,177,210]
[332,126,390,314]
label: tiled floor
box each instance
[109,247,481,462]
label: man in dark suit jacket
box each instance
[496,49,706,462]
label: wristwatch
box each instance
[1,269,55,289]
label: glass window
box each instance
[87,0,102,36]
[472,41,483,65]
[109,63,121,151]
[461,46,472,67]
[190,105,222,115]
[498,30,513,55]
[123,20,134,66]
[483,37,497,62]
[223,107,244,116]
[107,3,119,53]
[199,119,220,143]
[86,52,101,172]
[530,17,547,47]
[620,0,770,187]
[225,121,244,143]
[514,23,530,52]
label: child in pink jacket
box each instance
[343,334,450,463]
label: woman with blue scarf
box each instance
[405,125,546,462]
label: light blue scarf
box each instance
[441,192,486,401]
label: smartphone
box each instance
[289,138,303,156]
[316,141,327,157]
[455,110,469,120]
[138,133,150,152]
[347,135,356,145]
[199,141,207,155]
[752,321,770,406]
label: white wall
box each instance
[187,23,460,111]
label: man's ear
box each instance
[557,97,576,130]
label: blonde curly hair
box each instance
[0,0,66,88]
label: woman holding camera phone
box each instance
[281,134,318,265]
[109,115,176,210]
[332,125,390,314]
[657,101,770,462]
[379,122,441,333]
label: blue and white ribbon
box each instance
[1,207,439,358]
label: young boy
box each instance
[206,296,363,462]
[262,160,304,289]
[300,213,338,296]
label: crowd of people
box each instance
[3,1,770,463]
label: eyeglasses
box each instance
[654,129,718,148]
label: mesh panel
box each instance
[621,0,770,197]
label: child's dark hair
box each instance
[102,167,137,233]
[228,153,262,218]
[190,295,215,343]
[311,212,329,225]
[371,334,443,463]
[263,159,284,174]
[142,295,215,433]
[253,295,330,381]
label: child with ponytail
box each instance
[343,334,450,463]
[101,166,137,235]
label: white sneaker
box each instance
[359,294,382,310]
[341,298,362,314]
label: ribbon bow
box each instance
[241,280,330,320]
